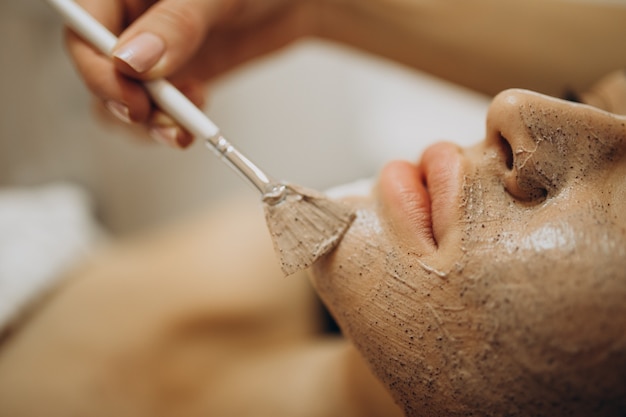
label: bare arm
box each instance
[318,0,626,97]
[64,0,624,144]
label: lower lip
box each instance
[377,142,463,250]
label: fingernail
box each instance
[104,100,131,123]
[149,125,180,148]
[113,32,165,73]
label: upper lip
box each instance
[377,142,463,252]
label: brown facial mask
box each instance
[311,88,626,417]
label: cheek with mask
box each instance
[310,89,626,417]
[452,167,626,417]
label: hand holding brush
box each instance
[45,0,355,276]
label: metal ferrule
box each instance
[205,134,286,204]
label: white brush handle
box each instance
[45,0,219,139]
[45,0,282,196]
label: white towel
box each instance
[0,182,103,332]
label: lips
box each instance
[377,142,463,252]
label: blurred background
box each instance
[1,1,490,236]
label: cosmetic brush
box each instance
[45,0,355,276]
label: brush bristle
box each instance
[263,183,356,276]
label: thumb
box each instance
[112,0,232,79]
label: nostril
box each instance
[498,133,514,170]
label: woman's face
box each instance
[311,89,626,417]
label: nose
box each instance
[485,88,626,202]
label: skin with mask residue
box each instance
[311,89,626,416]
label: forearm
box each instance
[316,0,626,97]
